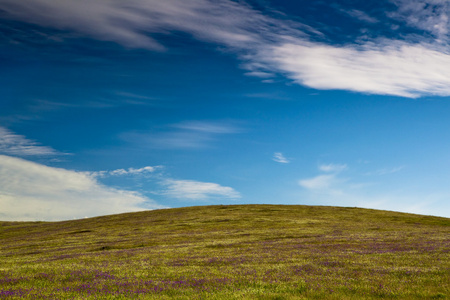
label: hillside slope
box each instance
[1,205,449,299]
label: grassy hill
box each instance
[0,205,449,299]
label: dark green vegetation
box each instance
[0,205,449,299]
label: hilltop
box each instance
[1,205,449,299]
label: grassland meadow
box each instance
[0,205,449,299]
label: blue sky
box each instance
[1,0,450,221]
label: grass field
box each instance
[0,205,449,299]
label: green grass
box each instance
[0,205,449,299]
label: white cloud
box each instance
[273,152,290,163]
[0,127,62,156]
[319,163,347,173]
[110,166,156,176]
[3,0,450,98]
[261,40,450,98]
[162,179,241,200]
[0,155,163,221]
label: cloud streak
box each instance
[0,155,163,221]
[299,163,347,189]
[319,163,347,173]
[341,9,379,24]
[121,120,242,149]
[366,166,405,176]
[0,127,62,156]
[162,179,241,200]
[89,166,159,178]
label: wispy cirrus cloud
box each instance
[366,166,405,176]
[388,0,449,42]
[121,120,242,149]
[273,152,290,164]
[299,174,339,190]
[0,0,267,51]
[88,166,160,178]
[173,121,241,134]
[2,0,450,97]
[0,126,63,156]
[299,163,366,197]
[0,155,163,221]
[341,9,379,24]
[162,179,241,200]
[298,162,450,217]
[299,163,347,189]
